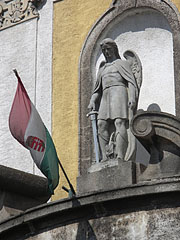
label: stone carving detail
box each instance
[0,0,44,30]
[88,38,142,163]
[131,111,180,180]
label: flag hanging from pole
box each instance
[9,70,59,195]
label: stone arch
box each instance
[78,0,180,175]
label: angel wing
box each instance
[123,50,142,162]
[123,50,142,94]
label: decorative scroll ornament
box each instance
[0,0,44,30]
[131,111,180,163]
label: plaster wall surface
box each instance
[0,1,53,176]
[173,0,180,9]
[34,0,54,175]
[0,20,37,173]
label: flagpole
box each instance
[12,69,76,197]
[13,69,18,78]
[57,159,76,197]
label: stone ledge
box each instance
[0,165,50,223]
[0,165,50,200]
[1,178,180,239]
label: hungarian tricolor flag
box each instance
[9,69,59,195]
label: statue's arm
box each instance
[88,92,100,111]
[88,67,103,111]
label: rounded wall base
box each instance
[1,179,180,239]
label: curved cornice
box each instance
[1,179,180,239]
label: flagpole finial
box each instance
[13,69,19,78]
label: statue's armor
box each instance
[101,63,126,90]
[98,61,128,121]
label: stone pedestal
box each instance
[77,160,136,194]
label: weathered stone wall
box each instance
[1,181,180,240]
[29,208,180,240]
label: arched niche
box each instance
[78,0,180,175]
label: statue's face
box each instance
[101,44,115,60]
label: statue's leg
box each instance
[114,118,128,161]
[98,119,109,161]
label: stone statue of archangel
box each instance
[88,38,142,162]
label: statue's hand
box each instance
[128,100,136,110]
[88,101,95,111]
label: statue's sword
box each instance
[87,111,100,163]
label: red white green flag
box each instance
[9,70,59,195]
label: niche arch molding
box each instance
[78,0,180,175]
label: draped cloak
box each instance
[93,59,138,114]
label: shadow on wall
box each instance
[72,199,97,240]
[135,103,162,166]
[76,221,97,240]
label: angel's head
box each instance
[100,38,120,62]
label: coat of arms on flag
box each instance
[9,69,59,195]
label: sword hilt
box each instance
[87,111,99,120]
